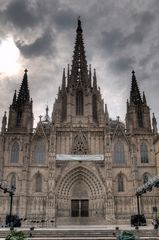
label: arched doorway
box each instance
[71,181,89,217]
[56,166,104,224]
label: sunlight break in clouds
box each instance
[0,36,20,75]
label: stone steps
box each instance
[0,228,159,240]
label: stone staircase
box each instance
[57,216,105,225]
[0,227,159,239]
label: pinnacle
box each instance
[17,69,30,105]
[76,17,83,33]
[130,70,142,105]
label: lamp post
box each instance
[136,194,140,227]
[135,176,159,228]
[0,182,16,227]
[9,192,14,226]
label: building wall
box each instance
[0,121,159,225]
[0,20,159,226]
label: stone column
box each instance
[104,132,115,223]
[19,141,29,222]
[130,141,139,213]
[46,127,56,227]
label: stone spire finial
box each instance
[45,105,50,122]
[89,64,92,87]
[152,113,158,134]
[132,70,135,75]
[77,16,82,33]
[117,116,120,122]
[62,68,66,90]
[67,64,70,87]
[39,115,42,122]
[93,69,97,90]
[12,90,17,105]
[143,91,147,105]
[1,111,7,133]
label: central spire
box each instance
[69,18,90,89]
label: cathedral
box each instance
[0,19,159,226]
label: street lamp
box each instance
[136,194,141,227]
[9,185,16,226]
[0,182,16,227]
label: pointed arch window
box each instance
[140,143,148,163]
[76,90,83,115]
[73,134,87,154]
[92,94,97,121]
[35,173,42,192]
[10,174,16,189]
[16,111,22,126]
[33,139,45,164]
[118,174,124,192]
[114,142,125,164]
[137,108,143,128]
[11,142,19,163]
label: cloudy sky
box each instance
[0,0,159,127]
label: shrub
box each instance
[5,229,26,240]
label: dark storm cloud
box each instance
[15,30,55,58]
[152,62,159,71]
[109,57,135,73]
[0,0,77,58]
[0,0,159,124]
[101,29,124,54]
[3,0,39,29]
[0,0,60,31]
[124,11,155,45]
[139,43,159,67]
[100,10,155,55]
[53,9,77,30]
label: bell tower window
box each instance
[92,94,97,121]
[138,108,143,128]
[140,143,148,163]
[117,174,124,192]
[72,134,88,154]
[114,142,125,164]
[11,142,19,163]
[76,90,83,115]
[33,139,45,164]
[35,173,42,192]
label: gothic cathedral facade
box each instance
[0,19,159,225]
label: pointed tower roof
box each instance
[17,69,30,105]
[42,105,51,122]
[61,68,66,90]
[130,70,142,105]
[12,90,17,105]
[1,111,7,133]
[93,69,97,90]
[143,91,147,105]
[70,18,89,88]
